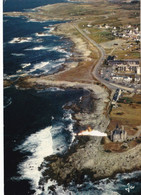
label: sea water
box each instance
[4,87,88,195]
[4,0,141,194]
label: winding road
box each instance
[73,24,135,92]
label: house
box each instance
[108,60,139,73]
[116,63,139,73]
[135,76,140,82]
[111,125,127,142]
[87,24,92,28]
[123,76,132,82]
[112,76,123,81]
[105,24,110,29]
[137,67,141,75]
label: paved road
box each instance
[73,24,135,92]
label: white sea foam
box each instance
[51,46,68,54]
[57,58,66,62]
[27,19,38,23]
[116,170,141,180]
[9,37,32,44]
[21,63,31,69]
[94,178,120,195]
[35,32,51,37]
[48,27,55,33]
[14,126,53,194]
[63,111,76,144]
[37,87,65,93]
[16,69,23,73]
[34,38,43,43]
[25,45,47,51]
[7,74,18,79]
[51,125,68,154]
[28,61,50,73]
[11,53,25,57]
[43,26,49,29]
[13,122,75,194]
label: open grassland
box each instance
[113,49,140,59]
[78,24,115,43]
[108,94,141,132]
[109,103,141,129]
[4,1,140,26]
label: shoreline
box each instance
[3,4,141,189]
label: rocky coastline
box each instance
[4,5,141,190]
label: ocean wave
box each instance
[4,96,12,108]
[25,45,47,51]
[51,125,68,153]
[11,53,25,57]
[48,27,55,33]
[15,59,65,76]
[42,170,141,195]
[27,19,38,23]
[14,126,53,194]
[34,38,43,43]
[43,26,49,29]
[21,63,31,69]
[27,59,65,75]
[9,37,32,44]
[28,61,50,73]
[51,46,68,54]
[46,46,70,57]
[5,74,18,79]
[116,170,141,181]
[35,32,52,37]
[62,111,75,144]
[37,87,65,93]
[16,69,23,73]
[57,58,66,63]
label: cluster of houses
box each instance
[111,75,140,83]
[86,22,140,42]
[113,27,140,41]
[94,24,140,42]
[100,59,141,86]
[109,59,140,73]
[109,59,141,84]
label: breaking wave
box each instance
[4,96,12,108]
[11,53,25,56]
[25,45,47,51]
[37,87,65,93]
[21,63,31,69]
[11,106,75,194]
[35,32,52,37]
[13,126,53,194]
[9,37,32,44]
[28,61,50,74]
